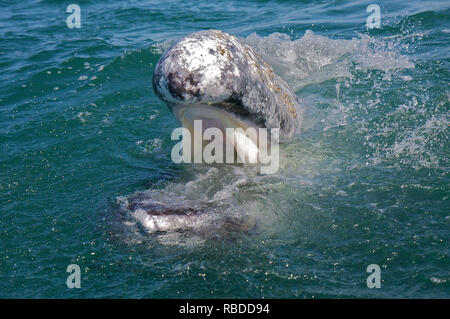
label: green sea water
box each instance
[0,0,449,298]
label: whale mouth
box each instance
[121,105,275,237]
[174,104,257,133]
[172,104,262,164]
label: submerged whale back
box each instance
[153,30,302,141]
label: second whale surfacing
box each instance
[127,30,303,237]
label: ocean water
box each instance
[0,0,449,298]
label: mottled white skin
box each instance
[153,29,303,141]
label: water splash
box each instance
[120,29,447,247]
[244,30,414,90]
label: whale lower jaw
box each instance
[128,196,255,235]
[133,206,216,233]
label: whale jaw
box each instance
[126,193,255,236]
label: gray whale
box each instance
[131,30,303,235]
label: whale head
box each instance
[153,30,303,144]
